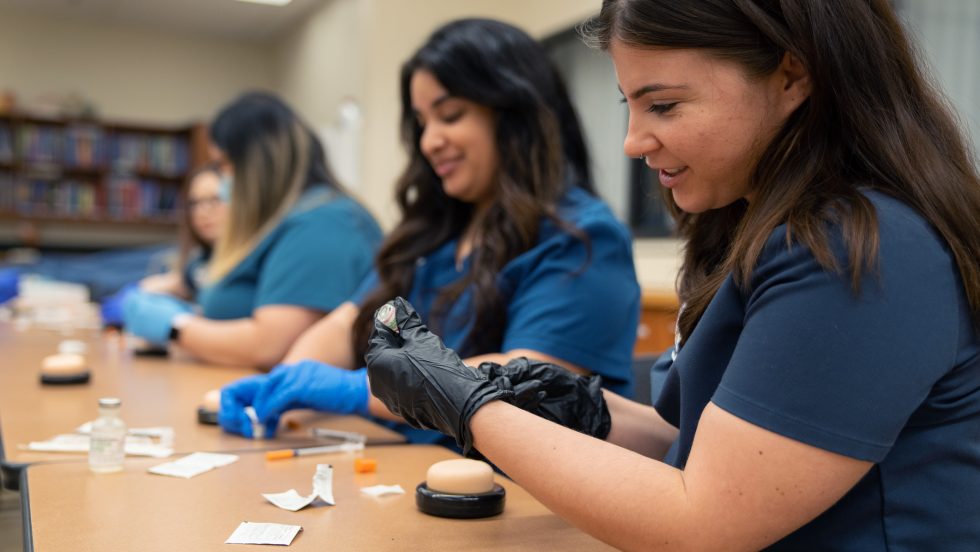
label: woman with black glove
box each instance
[367,298,624,457]
[367,0,980,549]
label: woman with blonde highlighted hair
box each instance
[124,92,382,369]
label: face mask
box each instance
[218,173,233,203]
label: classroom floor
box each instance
[0,487,23,551]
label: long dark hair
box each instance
[352,18,594,361]
[207,91,346,279]
[209,91,341,194]
[583,0,980,341]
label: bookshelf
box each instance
[0,113,208,249]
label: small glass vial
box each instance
[89,397,126,473]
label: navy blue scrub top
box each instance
[200,186,382,320]
[651,191,980,550]
[354,185,640,397]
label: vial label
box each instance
[89,435,125,473]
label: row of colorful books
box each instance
[0,173,180,221]
[11,124,190,175]
[105,131,190,176]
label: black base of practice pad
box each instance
[133,346,168,357]
[416,482,505,519]
[40,371,91,385]
[197,407,219,425]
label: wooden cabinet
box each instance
[635,289,679,355]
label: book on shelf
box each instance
[0,171,14,208]
[0,123,13,163]
[63,124,105,169]
[18,124,62,165]
[106,176,181,220]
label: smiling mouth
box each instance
[660,167,687,177]
[432,158,462,177]
[657,166,688,189]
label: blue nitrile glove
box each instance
[122,290,193,346]
[251,361,370,433]
[219,374,278,438]
[0,267,20,304]
[100,282,139,328]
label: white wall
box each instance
[898,0,980,161]
[274,0,365,133]
[549,32,630,221]
[0,7,276,125]
[274,0,368,191]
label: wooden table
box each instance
[24,445,611,551]
[0,325,404,488]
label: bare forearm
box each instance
[604,391,678,460]
[284,302,358,367]
[366,393,406,421]
[175,317,278,367]
[177,307,320,369]
[470,401,692,551]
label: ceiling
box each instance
[0,0,328,42]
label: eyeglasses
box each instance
[188,196,224,211]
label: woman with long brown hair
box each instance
[218,19,641,441]
[366,1,980,549]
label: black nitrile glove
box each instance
[479,358,612,440]
[365,297,517,457]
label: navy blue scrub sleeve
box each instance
[712,201,962,462]
[500,214,640,397]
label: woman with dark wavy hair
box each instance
[218,19,640,441]
[365,0,980,549]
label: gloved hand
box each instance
[100,282,139,328]
[365,297,516,456]
[219,374,274,438]
[249,361,370,435]
[122,290,193,346]
[479,358,612,440]
[0,267,20,304]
